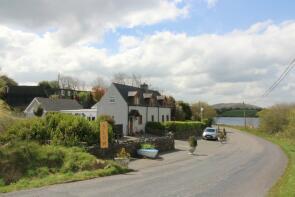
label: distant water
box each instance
[214,117,260,128]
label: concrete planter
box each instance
[114,158,130,168]
[188,147,196,154]
[137,149,159,159]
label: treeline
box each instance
[171,101,216,121]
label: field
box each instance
[218,109,259,117]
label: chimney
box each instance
[140,83,148,92]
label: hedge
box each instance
[0,113,113,147]
[145,121,206,139]
[145,122,166,136]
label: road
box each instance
[2,128,287,197]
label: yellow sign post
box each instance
[100,121,109,149]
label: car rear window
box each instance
[206,128,216,132]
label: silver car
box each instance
[202,127,218,140]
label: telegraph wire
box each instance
[262,58,295,97]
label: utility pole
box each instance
[243,101,246,128]
[200,107,204,121]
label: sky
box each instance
[0,0,295,107]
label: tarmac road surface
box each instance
[2,128,287,197]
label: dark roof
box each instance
[113,83,161,106]
[35,97,83,111]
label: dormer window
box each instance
[143,93,153,106]
[128,91,138,97]
[128,91,139,105]
[157,95,165,106]
[143,93,152,99]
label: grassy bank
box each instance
[0,111,129,193]
[230,126,294,197]
[0,141,130,193]
[0,164,130,193]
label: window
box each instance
[151,115,154,122]
[67,90,71,97]
[109,97,115,103]
[138,115,143,125]
[162,115,164,122]
[61,89,65,96]
[92,117,95,121]
[166,115,169,121]
[134,96,139,105]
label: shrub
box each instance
[1,113,113,147]
[141,143,155,149]
[188,136,197,147]
[33,105,44,117]
[61,147,97,172]
[0,118,49,143]
[258,104,293,133]
[116,148,130,159]
[279,108,295,138]
[0,141,98,185]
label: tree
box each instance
[166,96,176,120]
[38,80,59,90]
[92,76,107,89]
[177,101,192,120]
[0,75,17,99]
[112,72,142,87]
[77,92,95,108]
[258,104,292,133]
[175,103,186,121]
[91,87,106,102]
[191,101,217,121]
[33,105,44,117]
[58,74,85,90]
[112,72,128,84]
[131,73,142,87]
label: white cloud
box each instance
[204,0,219,8]
[0,0,187,45]
[1,20,295,107]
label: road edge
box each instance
[224,126,290,197]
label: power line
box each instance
[262,58,295,97]
[244,58,295,105]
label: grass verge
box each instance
[0,164,130,193]
[228,126,294,197]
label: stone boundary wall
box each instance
[87,134,175,159]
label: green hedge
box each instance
[0,113,113,147]
[145,122,166,136]
[0,141,97,185]
[165,121,206,139]
[145,121,206,139]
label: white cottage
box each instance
[97,83,171,136]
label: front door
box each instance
[129,117,133,135]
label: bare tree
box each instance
[112,72,143,87]
[92,76,107,88]
[131,73,142,87]
[112,72,128,84]
[58,74,86,90]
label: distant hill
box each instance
[212,103,262,117]
[212,103,262,110]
